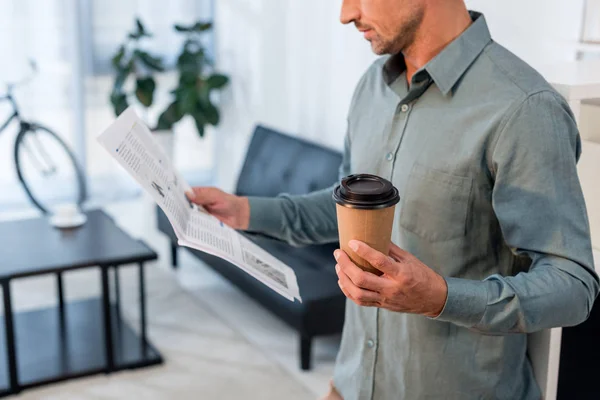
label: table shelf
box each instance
[0,298,162,395]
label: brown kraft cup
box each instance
[333,174,400,276]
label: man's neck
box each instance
[402,3,472,84]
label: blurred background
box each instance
[0,1,598,399]
[0,0,598,212]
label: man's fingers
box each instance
[188,187,222,206]
[336,265,381,306]
[185,191,196,201]
[388,242,411,262]
[334,249,390,291]
[349,240,397,275]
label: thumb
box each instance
[185,190,196,201]
[349,240,397,275]
[188,187,222,206]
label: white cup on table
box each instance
[49,203,86,228]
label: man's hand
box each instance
[186,187,250,230]
[334,241,448,318]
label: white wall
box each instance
[466,0,585,69]
[214,0,375,190]
[214,0,586,190]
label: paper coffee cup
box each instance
[333,174,400,275]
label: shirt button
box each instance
[386,152,394,162]
[367,339,375,348]
[400,104,410,112]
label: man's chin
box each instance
[369,42,388,56]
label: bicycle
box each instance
[0,60,87,214]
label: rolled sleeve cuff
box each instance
[247,196,284,235]
[432,277,488,327]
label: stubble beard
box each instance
[369,9,424,55]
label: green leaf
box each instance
[191,110,206,138]
[196,82,211,107]
[174,23,191,32]
[193,21,212,32]
[178,86,197,114]
[177,49,202,76]
[200,101,220,125]
[135,77,156,107]
[136,18,145,35]
[111,45,126,68]
[174,21,211,33]
[156,101,184,130]
[206,74,229,90]
[129,18,151,40]
[113,67,130,93]
[110,92,129,116]
[136,50,164,72]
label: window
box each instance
[0,0,215,211]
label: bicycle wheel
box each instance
[14,124,87,214]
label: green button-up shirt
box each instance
[247,12,599,400]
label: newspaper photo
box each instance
[97,107,301,302]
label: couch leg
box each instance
[171,242,178,269]
[300,335,312,371]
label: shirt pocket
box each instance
[399,164,473,242]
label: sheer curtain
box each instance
[0,0,214,211]
[214,0,376,191]
[84,0,215,202]
[0,0,74,209]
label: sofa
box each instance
[157,125,346,370]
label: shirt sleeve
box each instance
[435,90,599,333]
[245,133,351,247]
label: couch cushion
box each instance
[187,234,346,336]
[235,125,343,197]
[578,140,600,254]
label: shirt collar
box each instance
[383,11,492,96]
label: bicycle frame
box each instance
[0,94,21,135]
[0,112,19,135]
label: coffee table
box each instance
[0,209,162,397]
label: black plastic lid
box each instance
[333,174,400,209]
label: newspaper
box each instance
[97,107,301,302]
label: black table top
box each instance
[0,209,157,280]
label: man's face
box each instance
[340,0,425,55]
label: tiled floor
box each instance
[0,196,339,399]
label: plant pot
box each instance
[152,129,175,160]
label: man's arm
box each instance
[246,134,351,247]
[334,90,598,332]
[434,90,599,333]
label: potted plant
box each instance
[156,21,229,140]
[109,18,172,154]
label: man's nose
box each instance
[340,0,360,25]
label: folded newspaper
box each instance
[98,107,301,302]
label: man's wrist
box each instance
[238,196,250,230]
[424,273,448,318]
[430,277,489,327]
[246,196,284,235]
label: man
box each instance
[188,0,599,399]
